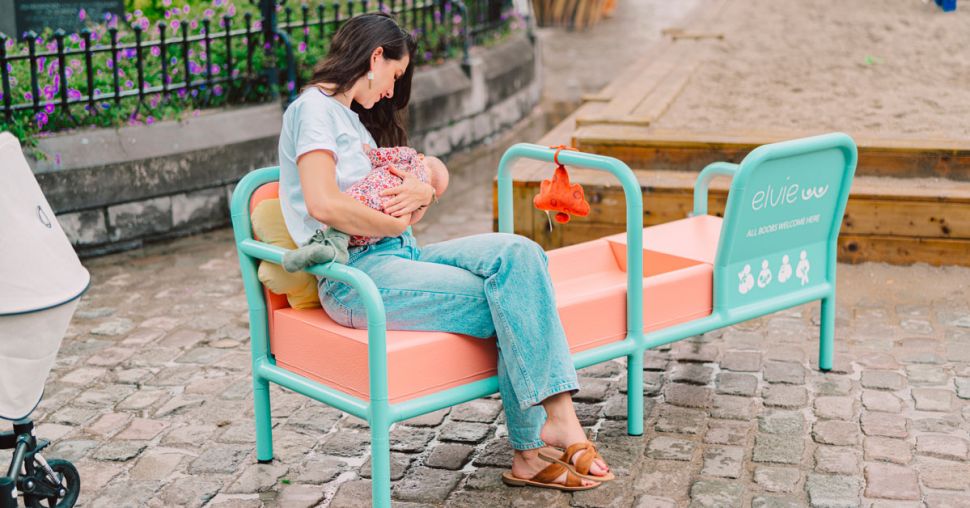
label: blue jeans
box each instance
[318,230,579,450]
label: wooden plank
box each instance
[573,125,970,180]
[627,59,698,124]
[839,235,970,267]
[578,44,693,125]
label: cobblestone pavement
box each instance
[11,223,970,508]
[8,3,970,508]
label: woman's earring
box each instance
[367,71,374,89]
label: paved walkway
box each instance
[24,232,970,507]
[7,2,970,507]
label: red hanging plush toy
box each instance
[533,146,591,224]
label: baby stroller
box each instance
[0,132,86,507]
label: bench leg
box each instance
[818,297,835,372]
[254,376,274,462]
[626,352,644,436]
[371,422,392,508]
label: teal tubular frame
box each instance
[497,144,648,434]
[692,161,739,216]
[232,134,855,507]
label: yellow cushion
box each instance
[251,199,321,310]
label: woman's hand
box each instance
[380,165,435,217]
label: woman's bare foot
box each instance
[510,447,599,487]
[539,393,610,476]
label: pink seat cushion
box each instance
[269,219,721,404]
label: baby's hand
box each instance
[362,143,372,154]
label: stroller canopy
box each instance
[0,132,89,420]
[0,132,89,315]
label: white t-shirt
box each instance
[277,88,378,246]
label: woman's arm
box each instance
[298,150,410,237]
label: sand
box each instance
[652,0,970,140]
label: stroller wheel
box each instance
[23,459,80,508]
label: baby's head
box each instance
[422,155,449,198]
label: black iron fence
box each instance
[0,0,521,142]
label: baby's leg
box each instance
[282,229,351,272]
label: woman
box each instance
[277,13,611,491]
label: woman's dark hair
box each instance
[305,13,417,147]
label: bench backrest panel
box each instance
[714,133,857,310]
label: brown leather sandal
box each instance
[501,460,601,491]
[538,441,616,482]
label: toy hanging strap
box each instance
[533,145,591,224]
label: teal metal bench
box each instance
[230,132,856,507]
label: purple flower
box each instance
[183,5,190,14]
[227,5,236,16]
[177,89,187,98]
[78,8,86,21]
[35,112,48,128]
[125,80,133,89]
[298,42,307,53]
[106,59,113,69]
[204,9,214,18]
[68,88,82,100]
[424,51,432,61]
[162,0,171,6]
[170,56,178,65]
[44,103,55,114]
[212,63,220,74]
[23,92,32,101]
[65,68,73,78]
[190,20,198,30]
[170,19,181,31]
[286,81,295,91]
[151,46,161,57]
[146,116,155,125]
[70,59,81,69]
[213,84,223,96]
[93,88,101,96]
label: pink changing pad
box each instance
[254,185,723,403]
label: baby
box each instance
[282,146,449,272]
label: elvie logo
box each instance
[751,177,829,212]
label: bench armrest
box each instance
[495,143,646,342]
[692,162,739,216]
